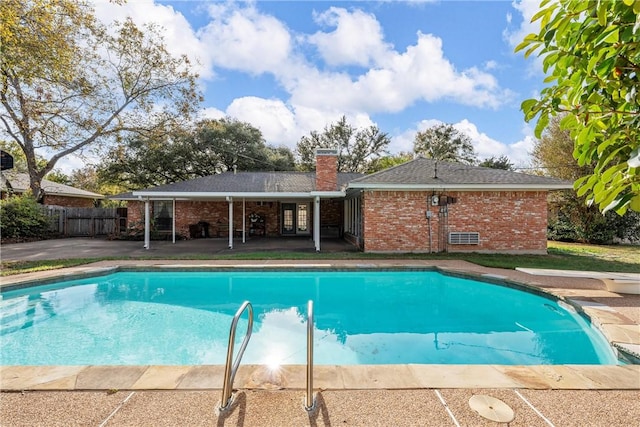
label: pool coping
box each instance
[1,260,639,392]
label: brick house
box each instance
[0,172,103,208]
[120,149,571,253]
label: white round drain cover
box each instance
[469,394,515,423]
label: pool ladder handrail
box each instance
[218,300,254,413]
[304,300,317,412]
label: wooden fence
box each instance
[44,206,127,237]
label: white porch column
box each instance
[314,196,320,252]
[242,198,246,243]
[172,198,176,244]
[227,197,233,249]
[144,199,150,249]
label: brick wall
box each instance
[43,195,97,208]
[1,192,97,207]
[127,199,344,238]
[320,199,342,224]
[362,190,548,254]
[128,200,282,238]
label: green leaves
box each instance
[413,123,477,165]
[0,193,51,239]
[295,116,391,173]
[1,0,202,201]
[517,0,640,214]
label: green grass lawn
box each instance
[2,241,638,277]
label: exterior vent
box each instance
[449,232,480,245]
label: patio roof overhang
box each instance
[134,189,347,253]
[130,190,347,200]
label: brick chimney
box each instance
[315,148,338,191]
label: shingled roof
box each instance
[0,172,104,199]
[348,157,572,190]
[128,171,363,198]
[117,157,570,200]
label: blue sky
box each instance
[74,0,545,172]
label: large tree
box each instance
[367,152,414,173]
[413,123,477,164]
[533,115,640,243]
[0,0,201,201]
[99,118,296,189]
[296,116,390,173]
[517,0,639,214]
[479,156,514,171]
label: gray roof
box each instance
[348,157,572,190]
[130,171,363,196]
[117,157,571,200]
[109,191,136,201]
[0,172,104,199]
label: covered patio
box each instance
[133,193,345,253]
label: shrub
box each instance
[548,207,640,244]
[547,214,578,242]
[0,194,51,240]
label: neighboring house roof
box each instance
[0,171,104,199]
[348,157,573,190]
[124,171,363,200]
[110,191,136,201]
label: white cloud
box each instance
[455,119,534,166]
[85,2,519,162]
[391,119,533,166]
[92,2,512,115]
[454,119,511,159]
[308,7,391,67]
[198,4,292,76]
[508,135,536,168]
[504,0,545,74]
[91,0,211,78]
[196,4,512,117]
[292,31,512,114]
[484,60,499,71]
[226,97,298,145]
[221,97,376,150]
[198,107,226,121]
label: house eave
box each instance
[3,188,104,199]
[46,192,104,199]
[346,183,574,191]
[309,191,346,197]
[130,191,345,199]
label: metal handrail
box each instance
[304,300,316,412]
[218,301,254,412]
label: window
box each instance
[283,208,294,232]
[344,197,361,237]
[153,201,173,231]
[297,204,308,232]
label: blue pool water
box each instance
[0,271,618,366]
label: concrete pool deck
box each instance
[1,258,639,426]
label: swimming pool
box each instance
[0,270,618,366]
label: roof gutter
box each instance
[3,188,104,199]
[131,191,346,199]
[346,183,574,191]
[309,191,345,197]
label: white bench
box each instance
[602,278,640,295]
